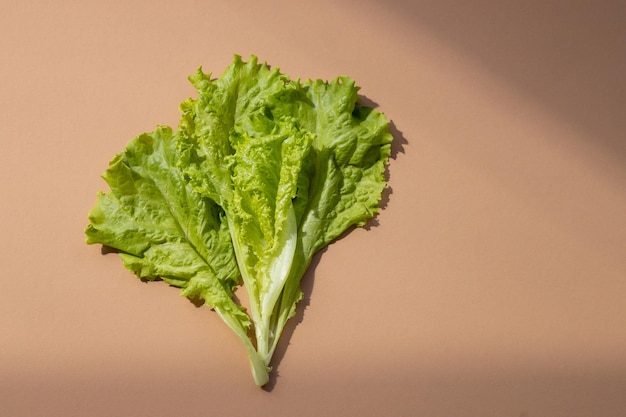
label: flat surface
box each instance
[1,0,625,415]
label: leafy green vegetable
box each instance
[86,55,392,386]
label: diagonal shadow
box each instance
[384,0,625,159]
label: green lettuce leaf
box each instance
[85,126,268,383]
[86,55,392,387]
[266,77,392,353]
[178,56,392,372]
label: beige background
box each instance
[1,0,625,415]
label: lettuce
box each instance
[86,55,392,386]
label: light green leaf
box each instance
[86,55,392,387]
[85,126,268,384]
[181,57,392,365]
